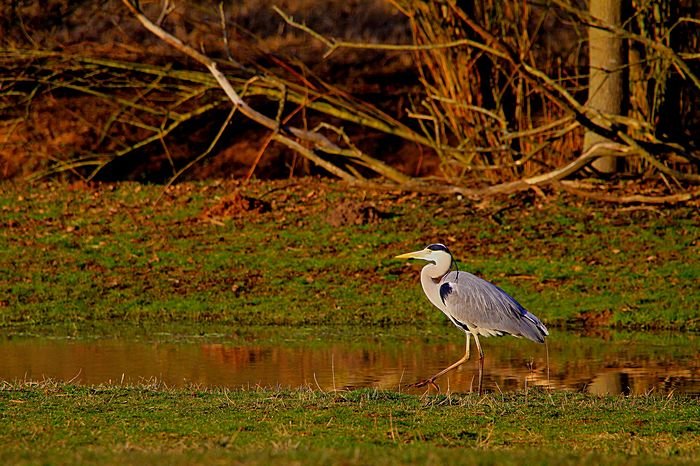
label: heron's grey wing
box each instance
[439,272,548,342]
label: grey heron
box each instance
[396,243,548,392]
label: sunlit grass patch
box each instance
[0,381,698,465]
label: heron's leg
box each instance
[413,333,472,390]
[472,333,484,360]
[473,333,485,395]
[477,362,484,395]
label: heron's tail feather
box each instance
[522,311,549,342]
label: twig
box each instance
[218,2,232,63]
[218,2,247,69]
[161,106,238,195]
[245,131,275,182]
[273,6,509,60]
[156,0,175,26]
[246,100,310,182]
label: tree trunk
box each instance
[584,0,623,175]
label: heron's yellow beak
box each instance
[395,249,430,260]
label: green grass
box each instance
[1,180,699,465]
[1,180,697,331]
[0,382,698,465]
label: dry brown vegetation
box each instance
[1,0,699,199]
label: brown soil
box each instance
[200,191,271,220]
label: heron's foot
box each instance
[411,379,440,392]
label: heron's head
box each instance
[395,243,452,263]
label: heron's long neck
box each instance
[420,258,451,312]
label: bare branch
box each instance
[273,3,669,181]
[120,0,415,184]
[121,0,354,181]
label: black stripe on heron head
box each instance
[426,243,450,254]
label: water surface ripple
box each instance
[1,329,697,396]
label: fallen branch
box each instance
[475,142,634,196]
[9,4,696,205]
[555,183,699,204]
[121,0,412,184]
[351,175,699,205]
[385,141,697,204]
